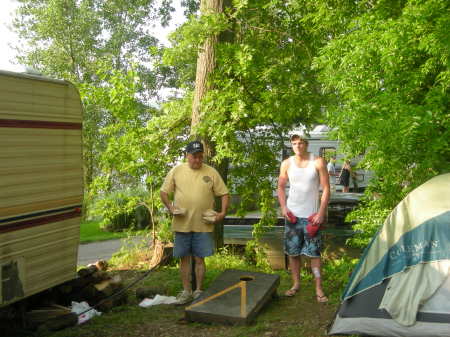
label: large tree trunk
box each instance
[190,0,224,134]
[190,0,227,160]
[189,1,232,279]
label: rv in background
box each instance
[284,125,373,192]
[0,70,83,307]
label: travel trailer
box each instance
[285,125,373,192]
[0,70,83,307]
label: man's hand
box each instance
[214,212,226,223]
[171,206,186,216]
[166,205,174,215]
[311,212,325,226]
[281,206,290,219]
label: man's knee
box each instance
[312,267,321,278]
[193,256,205,265]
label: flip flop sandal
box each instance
[285,288,299,297]
[316,295,328,303]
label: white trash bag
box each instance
[71,301,102,324]
[139,294,178,307]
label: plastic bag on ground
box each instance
[139,294,178,307]
[71,301,102,324]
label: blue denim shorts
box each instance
[173,232,214,258]
[284,217,322,258]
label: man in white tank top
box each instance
[277,134,330,302]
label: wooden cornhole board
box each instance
[185,269,280,325]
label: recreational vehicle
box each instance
[285,125,373,192]
[0,70,83,307]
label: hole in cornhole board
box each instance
[185,269,280,325]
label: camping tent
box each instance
[328,173,450,337]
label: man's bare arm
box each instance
[314,157,330,225]
[215,194,230,222]
[160,190,174,214]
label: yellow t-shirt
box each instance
[160,163,229,232]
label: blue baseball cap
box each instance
[186,140,204,154]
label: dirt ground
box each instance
[4,235,357,337]
[46,267,342,337]
[3,268,342,337]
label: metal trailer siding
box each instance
[0,70,83,307]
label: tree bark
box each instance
[190,0,226,165]
[189,1,232,286]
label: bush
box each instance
[135,203,151,229]
[346,198,391,248]
[90,188,153,232]
[154,215,174,243]
[322,256,359,302]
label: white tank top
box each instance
[286,153,319,218]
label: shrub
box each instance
[322,256,359,302]
[346,198,391,248]
[90,187,153,232]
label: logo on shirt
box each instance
[203,176,211,183]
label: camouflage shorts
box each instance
[284,217,322,258]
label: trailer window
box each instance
[319,147,336,160]
[282,146,293,160]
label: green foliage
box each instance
[79,220,130,243]
[108,232,155,269]
[315,0,450,207]
[313,0,450,245]
[16,0,448,253]
[90,188,151,231]
[154,215,174,244]
[163,7,230,88]
[13,0,176,208]
[205,245,261,282]
[345,198,392,248]
[322,256,359,302]
[162,0,358,240]
[84,64,190,220]
[244,239,271,270]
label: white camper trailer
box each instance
[284,125,373,192]
[0,70,83,307]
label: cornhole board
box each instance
[185,269,280,325]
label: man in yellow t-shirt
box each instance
[160,140,229,304]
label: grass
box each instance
[34,239,359,337]
[3,231,359,337]
[39,254,347,337]
[79,220,143,244]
